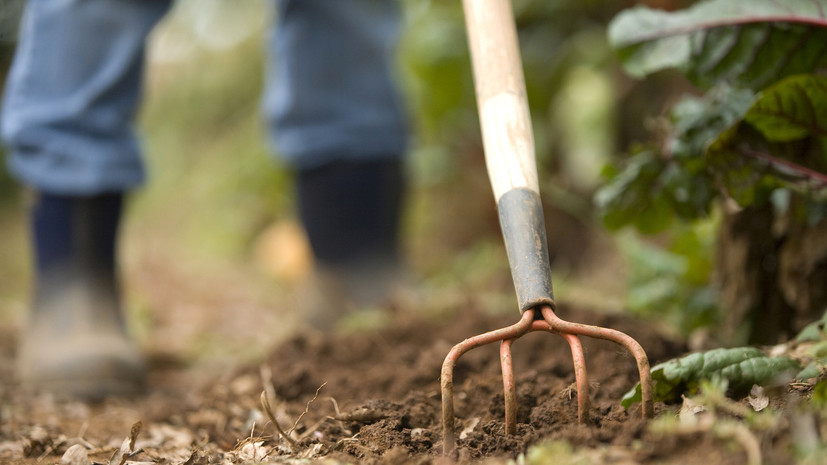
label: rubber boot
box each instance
[17,193,145,400]
[296,158,406,329]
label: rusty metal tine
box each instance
[540,305,654,419]
[442,305,653,455]
[441,310,534,455]
[558,333,590,424]
[500,339,517,435]
[502,321,586,434]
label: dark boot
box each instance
[296,158,407,329]
[17,193,145,399]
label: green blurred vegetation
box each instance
[618,220,719,333]
[135,26,289,263]
[604,0,827,227]
[601,0,827,341]
[403,0,633,190]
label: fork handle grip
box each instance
[462,0,554,312]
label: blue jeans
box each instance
[1,0,408,195]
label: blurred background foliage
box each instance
[602,0,827,344]
[0,0,725,348]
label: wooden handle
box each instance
[462,0,554,312]
[462,0,539,201]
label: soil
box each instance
[4,300,812,465]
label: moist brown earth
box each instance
[0,304,807,464]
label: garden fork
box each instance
[441,0,654,455]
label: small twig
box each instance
[129,421,142,452]
[78,421,89,440]
[38,441,64,461]
[260,365,278,409]
[332,433,361,451]
[729,423,763,465]
[289,382,327,436]
[260,391,300,452]
[328,397,342,418]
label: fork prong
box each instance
[441,310,534,455]
[442,304,653,456]
[558,333,590,424]
[500,338,517,435]
[541,305,654,419]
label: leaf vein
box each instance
[793,80,819,129]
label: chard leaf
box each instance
[795,309,827,342]
[745,74,827,142]
[796,362,822,380]
[622,347,800,408]
[608,0,827,90]
[705,75,827,204]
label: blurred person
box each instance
[1,0,408,399]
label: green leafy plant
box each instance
[624,308,827,408]
[793,309,827,380]
[609,0,827,89]
[622,346,800,407]
[600,0,827,342]
[601,0,827,232]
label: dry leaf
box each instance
[298,443,323,459]
[238,441,270,462]
[180,448,208,465]
[748,385,769,412]
[679,395,707,422]
[140,424,194,450]
[459,417,480,440]
[108,438,131,465]
[59,444,90,465]
[23,426,52,457]
[0,440,24,458]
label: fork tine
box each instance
[541,305,654,419]
[441,304,653,457]
[500,338,517,435]
[558,333,590,424]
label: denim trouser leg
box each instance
[264,0,408,170]
[1,0,408,193]
[1,0,171,195]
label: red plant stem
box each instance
[742,147,827,185]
